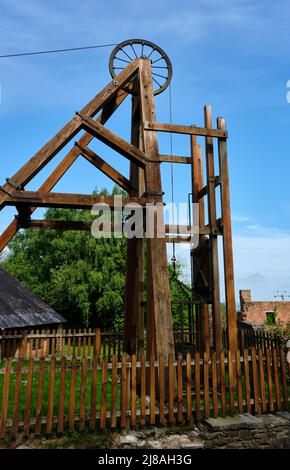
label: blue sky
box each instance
[1,0,290,303]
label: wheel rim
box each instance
[109,39,172,95]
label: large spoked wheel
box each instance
[109,39,172,95]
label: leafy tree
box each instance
[3,186,192,329]
[3,187,127,328]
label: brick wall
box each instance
[239,289,290,325]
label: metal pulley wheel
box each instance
[109,39,172,95]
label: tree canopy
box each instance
[2,186,191,330]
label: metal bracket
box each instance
[5,178,23,190]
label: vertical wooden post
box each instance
[204,105,222,354]
[191,136,210,354]
[139,58,175,360]
[124,88,145,356]
[217,117,238,352]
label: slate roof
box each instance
[0,267,66,329]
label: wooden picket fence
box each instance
[1,326,284,362]
[0,346,289,439]
[0,328,123,361]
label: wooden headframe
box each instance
[0,57,238,354]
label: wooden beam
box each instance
[198,176,221,199]
[144,121,228,138]
[76,143,132,193]
[139,58,175,360]
[158,155,191,164]
[217,117,238,352]
[0,61,139,208]
[124,90,145,356]
[4,191,146,210]
[23,220,222,238]
[204,105,222,354]
[79,114,148,168]
[0,89,128,252]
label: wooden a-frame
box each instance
[0,57,238,355]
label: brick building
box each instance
[239,289,290,326]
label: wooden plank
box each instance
[204,106,222,353]
[150,354,156,425]
[140,352,146,426]
[77,144,133,192]
[57,357,66,434]
[203,352,210,419]
[177,353,183,423]
[121,354,127,428]
[159,154,191,164]
[250,348,260,416]
[228,350,235,416]
[272,348,281,411]
[47,356,56,433]
[195,351,201,420]
[236,350,243,414]
[279,347,288,410]
[211,352,218,418]
[100,356,107,430]
[94,329,101,357]
[110,355,118,429]
[243,349,251,414]
[51,329,56,357]
[139,58,175,360]
[266,348,274,412]
[89,355,98,431]
[79,357,87,431]
[217,117,238,352]
[220,351,227,417]
[0,358,11,438]
[35,358,45,434]
[0,61,138,203]
[159,354,165,425]
[12,358,23,436]
[186,353,193,423]
[0,88,128,252]
[81,116,148,168]
[258,349,266,414]
[69,356,77,432]
[131,354,137,427]
[168,353,175,424]
[5,191,146,211]
[144,121,228,138]
[23,358,33,436]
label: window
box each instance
[266,311,276,325]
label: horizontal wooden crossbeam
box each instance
[22,219,222,237]
[198,176,221,199]
[158,155,191,164]
[78,114,149,168]
[3,191,146,210]
[75,143,133,193]
[144,122,228,138]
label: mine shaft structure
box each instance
[0,40,238,357]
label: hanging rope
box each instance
[169,83,176,273]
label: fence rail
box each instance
[0,326,284,361]
[0,346,289,438]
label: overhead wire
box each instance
[0,43,119,59]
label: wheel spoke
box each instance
[152,76,162,88]
[153,72,167,79]
[114,67,125,70]
[120,48,134,61]
[152,66,169,69]
[114,56,131,64]
[147,47,156,59]
[152,56,165,64]
[130,44,138,59]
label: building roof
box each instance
[0,267,66,329]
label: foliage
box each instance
[3,186,127,328]
[3,186,189,330]
[261,319,290,345]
